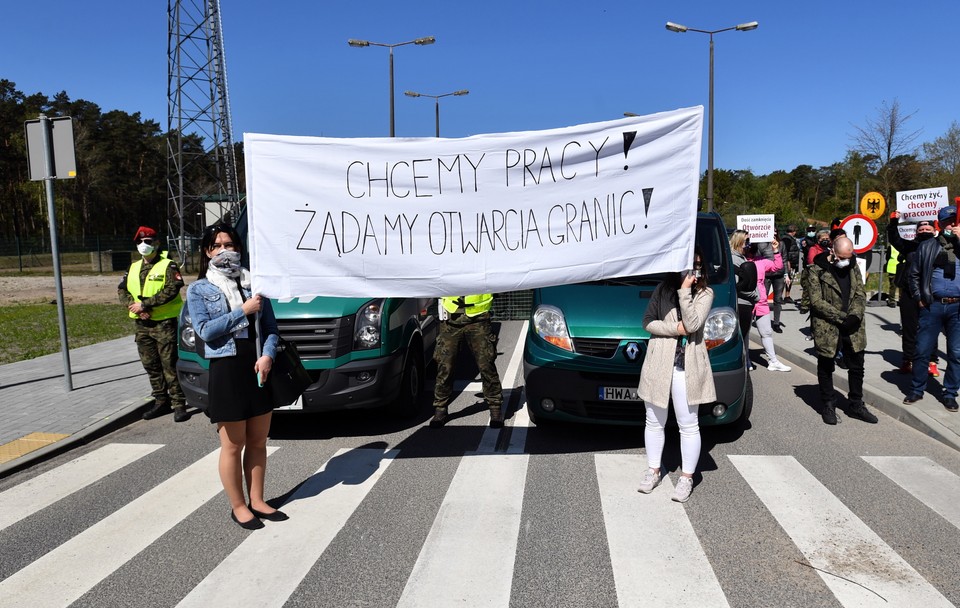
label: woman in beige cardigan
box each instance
[636,250,716,502]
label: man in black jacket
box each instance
[905,205,960,412]
[887,212,938,375]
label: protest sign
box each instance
[244,106,703,298]
[896,187,949,222]
[736,214,775,242]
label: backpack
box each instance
[736,261,758,294]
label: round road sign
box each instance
[859,191,886,220]
[839,214,877,254]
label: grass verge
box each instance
[0,304,133,365]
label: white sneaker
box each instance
[768,361,792,372]
[637,468,661,493]
[672,476,694,503]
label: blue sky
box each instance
[7,1,958,177]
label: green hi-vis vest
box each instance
[127,254,183,320]
[440,294,493,317]
[887,245,900,274]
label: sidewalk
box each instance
[750,292,960,452]
[3,296,960,478]
[0,335,154,478]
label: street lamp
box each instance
[666,21,758,213]
[348,36,436,137]
[405,89,469,137]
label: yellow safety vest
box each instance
[440,294,493,317]
[886,245,900,274]
[127,254,183,320]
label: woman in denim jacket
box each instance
[187,223,286,530]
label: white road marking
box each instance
[863,456,960,530]
[0,447,277,607]
[396,453,529,608]
[177,448,396,608]
[730,455,954,608]
[595,453,730,607]
[0,443,163,531]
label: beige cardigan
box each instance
[637,282,717,408]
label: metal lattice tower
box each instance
[166,0,241,266]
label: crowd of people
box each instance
[118,204,958,517]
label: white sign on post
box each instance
[896,187,949,222]
[245,107,704,299]
[736,214,775,242]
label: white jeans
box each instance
[644,368,701,475]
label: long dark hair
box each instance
[197,222,243,280]
[667,246,708,294]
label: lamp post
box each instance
[348,36,436,137]
[404,89,469,137]
[665,21,758,213]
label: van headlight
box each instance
[532,305,574,352]
[354,298,384,350]
[703,307,737,350]
[179,311,196,351]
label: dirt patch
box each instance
[0,275,127,305]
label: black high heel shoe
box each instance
[248,504,290,522]
[231,510,265,530]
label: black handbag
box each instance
[268,338,312,406]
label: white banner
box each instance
[736,214,775,242]
[244,107,703,298]
[896,186,949,222]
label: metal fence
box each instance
[492,290,534,321]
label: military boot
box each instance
[821,401,839,425]
[142,402,172,420]
[173,406,190,423]
[429,407,448,428]
[489,404,504,429]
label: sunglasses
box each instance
[136,238,154,245]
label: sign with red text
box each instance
[839,214,877,254]
[896,187,949,222]
[736,214,775,242]
[245,107,704,298]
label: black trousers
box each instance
[817,335,864,405]
[764,274,786,325]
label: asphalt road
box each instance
[1,320,959,608]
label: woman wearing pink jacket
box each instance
[748,236,791,372]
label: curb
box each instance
[753,337,960,453]
[0,397,153,479]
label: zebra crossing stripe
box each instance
[595,454,730,607]
[0,447,276,607]
[0,443,163,532]
[396,453,529,608]
[863,456,960,530]
[730,455,954,607]
[176,448,397,608]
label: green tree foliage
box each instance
[922,122,960,198]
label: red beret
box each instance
[133,226,157,241]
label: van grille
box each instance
[572,338,621,359]
[277,315,355,360]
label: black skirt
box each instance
[206,337,274,423]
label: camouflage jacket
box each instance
[808,256,866,358]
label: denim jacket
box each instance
[186,278,279,360]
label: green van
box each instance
[522,212,751,427]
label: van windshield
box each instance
[577,218,730,287]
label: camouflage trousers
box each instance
[432,315,502,409]
[135,318,186,408]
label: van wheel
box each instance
[736,375,754,430]
[394,351,424,418]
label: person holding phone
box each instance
[636,249,715,503]
[186,222,287,530]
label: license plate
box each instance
[275,395,304,411]
[599,386,642,402]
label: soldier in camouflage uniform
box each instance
[431,294,504,428]
[808,236,877,425]
[119,226,189,422]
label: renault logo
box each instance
[624,341,640,361]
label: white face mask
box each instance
[834,258,851,269]
[137,242,156,257]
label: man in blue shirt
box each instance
[906,205,960,411]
